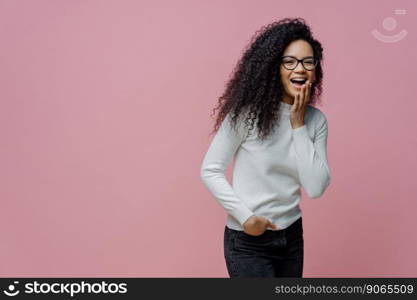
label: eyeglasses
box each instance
[281,56,318,71]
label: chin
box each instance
[285,88,296,98]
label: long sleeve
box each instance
[291,114,331,198]
[200,113,255,226]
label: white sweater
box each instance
[200,101,331,231]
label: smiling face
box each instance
[279,39,316,104]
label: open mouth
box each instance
[290,78,307,88]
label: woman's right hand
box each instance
[243,215,279,236]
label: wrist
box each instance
[291,123,304,129]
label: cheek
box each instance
[279,68,290,85]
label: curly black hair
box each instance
[209,18,324,142]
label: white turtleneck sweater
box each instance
[200,101,331,231]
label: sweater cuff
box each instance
[292,125,309,139]
[232,204,255,226]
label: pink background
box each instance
[1,0,416,277]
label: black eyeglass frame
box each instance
[281,55,318,71]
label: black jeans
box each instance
[224,217,304,278]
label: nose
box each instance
[294,61,306,72]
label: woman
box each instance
[200,18,331,278]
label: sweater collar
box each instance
[279,101,292,115]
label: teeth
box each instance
[291,78,306,84]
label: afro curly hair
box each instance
[209,18,324,142]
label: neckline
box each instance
[279,101,292,115]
